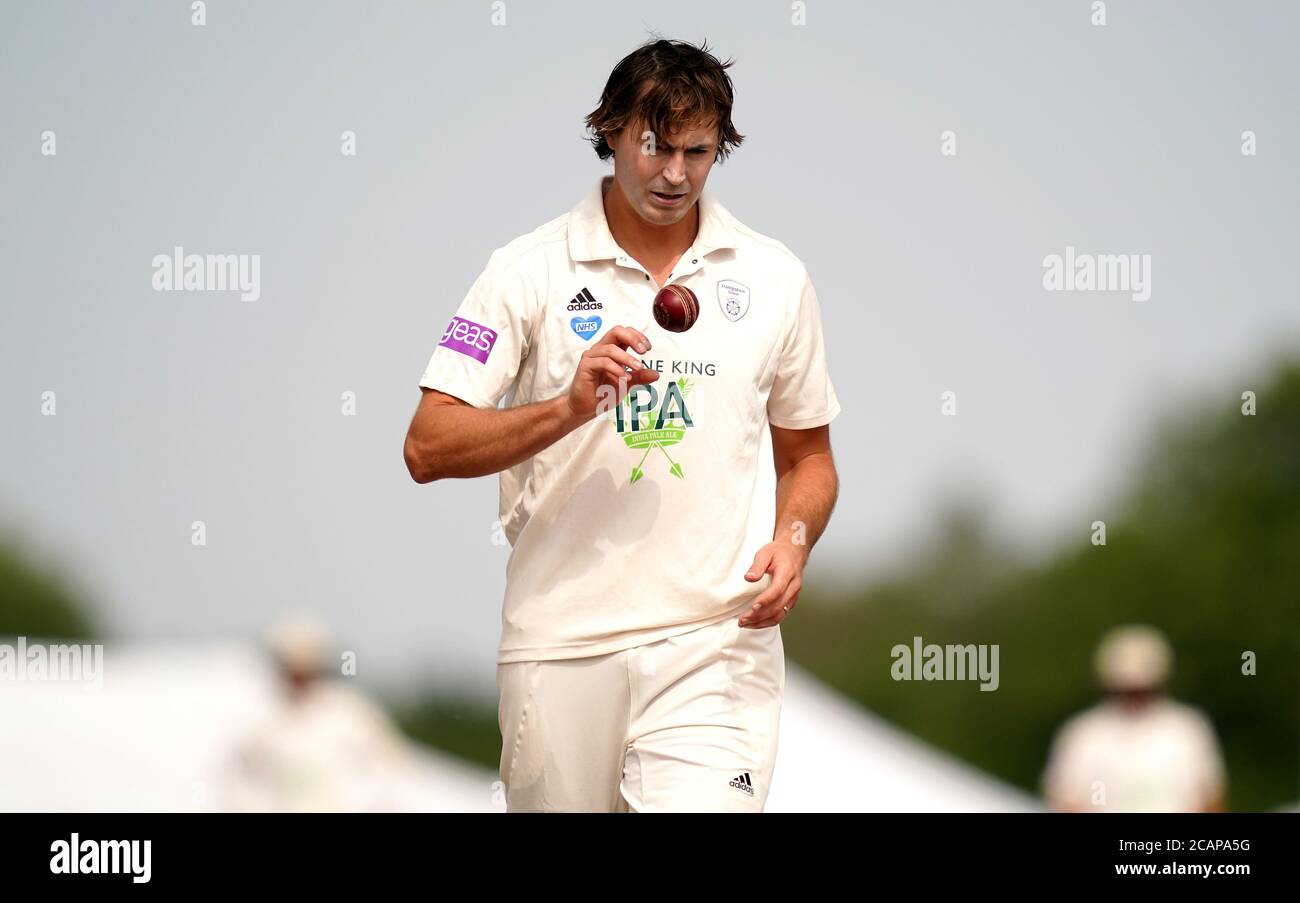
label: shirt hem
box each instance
[417,377,495,410]
[495,607,746,664]
[768,401,842,431]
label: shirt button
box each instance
[692,258,698,264]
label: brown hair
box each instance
[584,37,745,163]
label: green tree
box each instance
[0,533,96,640]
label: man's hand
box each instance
[565,325,660,422]
[739,540,808,628]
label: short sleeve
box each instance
[417,249,540,409]
[766,268,842,429]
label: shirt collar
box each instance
[567,174,738,264]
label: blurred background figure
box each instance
[215,614,415,812]
[1041,625,1226,812]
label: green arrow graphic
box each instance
[657,444,684,478]
[630,443,654,484]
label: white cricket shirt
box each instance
[419,175,842,663]
[1042,699,1227,811]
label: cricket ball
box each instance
[652,285,700,333]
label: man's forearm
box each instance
[772,452,839,561]
[409,395,586,481]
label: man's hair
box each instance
[584,37,745,163]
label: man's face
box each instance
[609,116,719,226]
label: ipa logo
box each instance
[615,379,695,484]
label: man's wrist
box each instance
[772,534,812,567]
[549,393,590,434]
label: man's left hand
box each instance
[740,541,807,628]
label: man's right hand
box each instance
[566,325,660,421]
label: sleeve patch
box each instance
[439,316,499,364]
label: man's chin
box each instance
[642,198,690,223]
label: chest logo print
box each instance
[567,287,603,311]
[571,316,602,340]
[614,378,695,484]
[717,279,751,322]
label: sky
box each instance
[2,0,1297,699]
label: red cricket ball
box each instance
[652,285,700,333]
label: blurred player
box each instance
[1042,625,1227,812]
[216,615,413,811]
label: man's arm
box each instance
[403,324,658,483]
[740,424,839,628]
[770,423,839,557]
[402,388,583,483]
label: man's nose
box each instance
[662,155,687,184]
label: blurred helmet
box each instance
[266,614,332,675]
[1094,625,1172,690]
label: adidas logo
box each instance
[567,287,603,311]
[728,771,755,796]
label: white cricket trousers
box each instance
[496,614,785,812]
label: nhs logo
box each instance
[570,316,601,341]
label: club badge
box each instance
[717,279,750,322]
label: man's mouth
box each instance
[650,190,686,205]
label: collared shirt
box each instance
[418,174,842,663]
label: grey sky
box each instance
[2,1,1297,699]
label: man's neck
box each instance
[602,176,698,267]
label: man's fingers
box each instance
[739,548,780,623]
[742,587,800,629]
[594,325,652,355]
[745,547,774,582]
[587,344,653,375]
[595,362,632,394]
[744,566,791,616]
[743,572,800,624]
[592,363,656,407]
